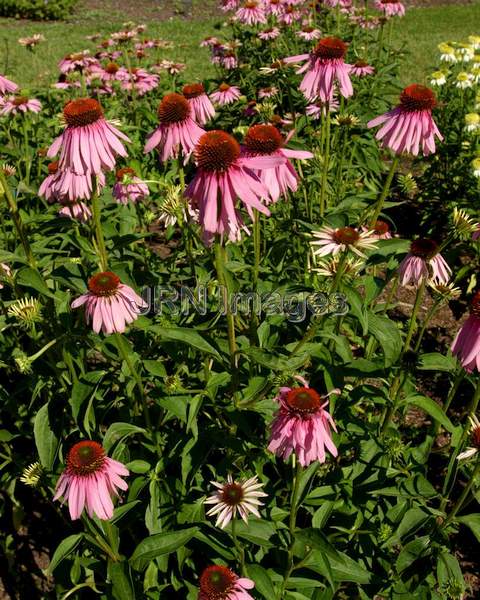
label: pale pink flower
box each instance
[0,263,11,289]
[53,440,128,520]
[186,130,284,243]
[59,51,98,73]
[113,167,149,204]
[350,60,375,77]
[456,414,480,459]
[210,83,241,105]
[182,83,215,125]
[200,36,221,47]
[258,86,278,99]
[398,238,451,286]
[311,225,377,258]
[58,199,92,222]
[258,27,281,41]
[144,93,204,162]
[264,0,283,16]
[121,67,159,96]
[0,74,18,95]
[374,0,405,17]
[368,84,442,156]
[199,566,255,600]
[18,34,45,49]
[0,95,41,116]
[71,271,147,334]
[98,61,127,82]
[221,52,238,70]
[365,220,392,240]
[296,26,322,41]
[243,125,313,203]
[278,5,301,25]
[235,1,267,25]
[268,385,339,466]
[46,167,106,203]
[38,161,62,202]
[306,96,339,119]
[452,293,480,372]
[220,0,239,11]
[284,36,353,102]
[47,98,130,175]
[53,74,82,90]
[204,474,267,529]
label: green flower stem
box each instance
[443,457,480,528]
[441,378,480,512]
[278,461,303,599]
[380,279,426,434]
[376,22,385,63]
[231,518,246,575]
[335,130,348,197]
[413,298,443,353]
[178,159,196,280]
[114,333,153,435]
[290,252,348,358]
[319,107,331,218]
[214,239,238,373]
[90,176,109,271]
[0,168,36,268]
[369,156,399,228]
[253,210,261,290]
[402,277,427,354]
[427,368,465,455]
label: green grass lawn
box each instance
[392,1,480,84]
[0,2,479,90]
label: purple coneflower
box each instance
[350,59,375,77]
[268,385,339,467]
[113,167,149,204]
[235,0,267,25]
[47,98,130,175]
[199,566,255,600]
[71,271,147,334]
[144,93,204,162]
[452,292,480,372]
[210,83,241,106]
[398,238,451,286]
[284,36,353,102]
[368,84,442,156]
[53,440,128,520]
[0,95,41,115]
[185,130,284,242]
[183,83,216,125]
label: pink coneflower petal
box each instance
[53,441,128,521]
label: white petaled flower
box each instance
[455,72,473,89]
[313,255,364,280]
[469,36,480,50]
[465,113,480,133]
[311,226,377,258]
[438,43,457,63]
[455,43,474,62]
[204,475,267,529]
[457,414,480,461]
[429,281,461,301]
[472,157,480,178]
[452,207,479,239]
[430,71,447,87]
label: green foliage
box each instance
[0,0,77,20]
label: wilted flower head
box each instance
[204,474,267,529]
